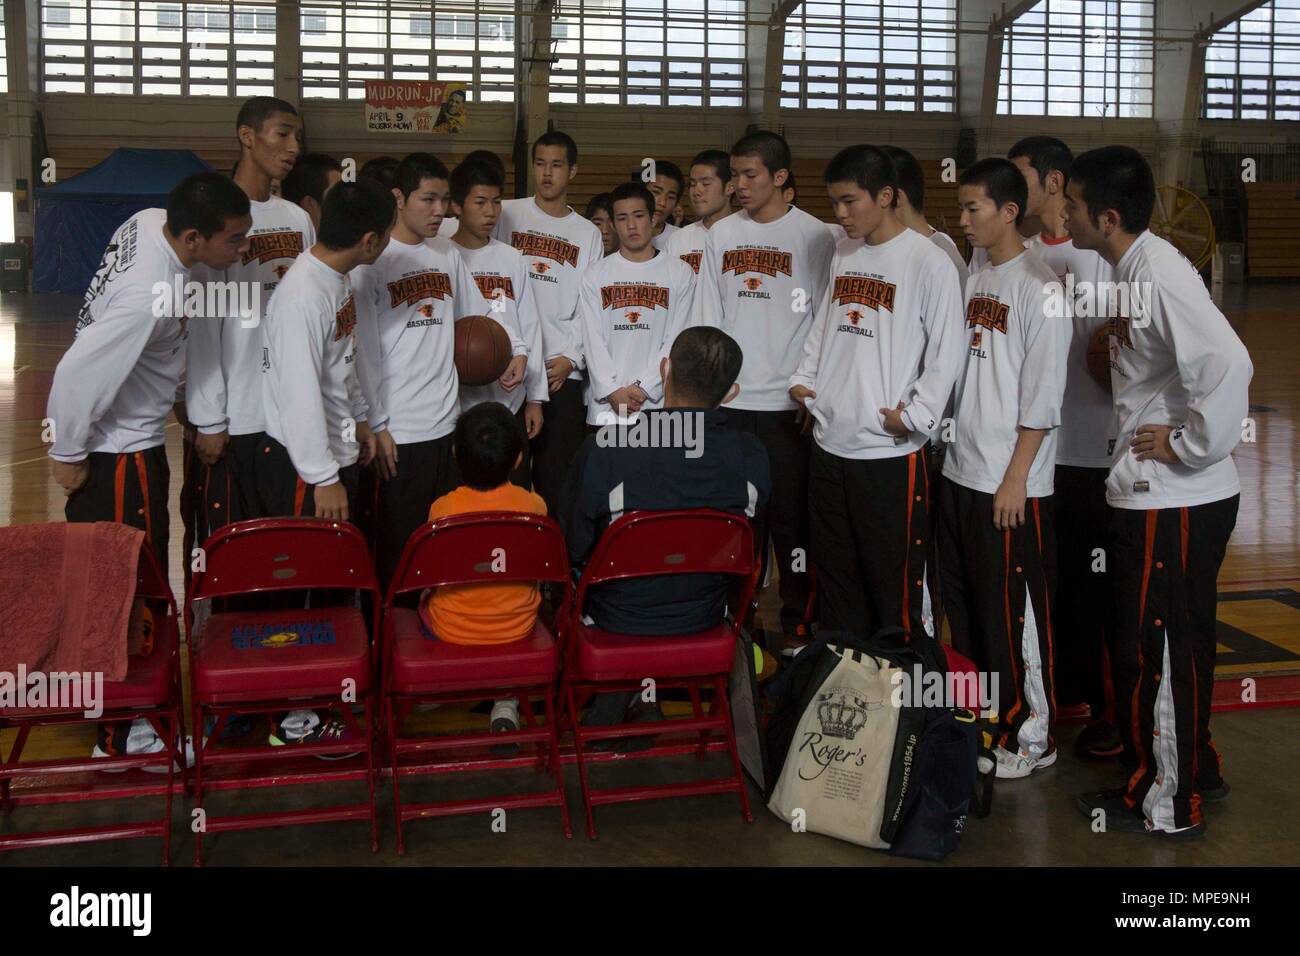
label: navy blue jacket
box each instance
[559,407,771,635]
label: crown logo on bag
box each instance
[815,688,875,739]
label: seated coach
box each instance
[560,325,771,636]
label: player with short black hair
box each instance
[1003,136,1121,750]
[938,157,1069,780]
[577,181,696,426]
[185,97,315,547]
[790,145,964,638]
[48,172,252,767]
[881,145,967,285]
[494,130,604,515]
[282,153,343,232]
[698,128,836,649]
[585,192,618,256]
[450,158,547,487]
[664,149,734,275]
[636,158,684,249]
[257,177,393,529]
[1068,146,1252,838]
[351,153,524,587]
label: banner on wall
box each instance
[364,81,468,134]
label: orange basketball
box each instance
[1086,321,1112,393]
[454,315,512,387]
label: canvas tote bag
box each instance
[766,645,902,848]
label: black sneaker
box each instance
[1198,778,1231,803]
[1075,719,1124,760]
[1077,789,1207,839]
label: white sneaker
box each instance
[490,699,521,756]
[92,728,196,773]
[490,699,520,734]
[993,745,1057,779]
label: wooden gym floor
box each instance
[0,285,1297,866]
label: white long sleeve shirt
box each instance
[48,208,188,461]
[697,205,836,410]
[493,197,603,380]
[1028,234,1115,469]
[576,249,697,425]
[456,237,548,414]
[1105,230,1253,510]
[261,251,368,486]
[352,236,512,445]
[185,196,315,437]
[943,248,1069,499]
[790,229,966,459]
[664,219,708,275]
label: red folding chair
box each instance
[185,517,381,866]
[382,512,572,852]
[0,532,186,864]
[560,509,756,839]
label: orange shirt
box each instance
[420,482,547,646]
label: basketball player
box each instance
[450,158,547,487]
[186,96,314,540]
[642,159,684,250]
[258,178,393,525]
[882,145,967,286]
[1004,136,1122,748]
[436,148,507,239]
[789,145,964,638]
[698,130,836,647]
[46,173,251,764]
[493,131,603,515]
[585,193,619,257]
[577,182,696,426]
[351,153,523,587]
[663,149,734,275]
[1068,147,1252,837]
[282,153,343,233]
[939,158,1068,779]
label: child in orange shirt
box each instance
[419,402,546,737]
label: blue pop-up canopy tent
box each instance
[34,147,212,294]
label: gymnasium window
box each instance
[997,0,1155,118]
[1203,0,1300,122]
[300,1,517,102]
[548,0,747,108]
[38,1,277,96]
[1,5,8,95]
[781,1,958,112]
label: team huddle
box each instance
[45,95,1253,839]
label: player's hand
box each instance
[373,428,399,480]
[524,401,544,439]
[1132,424,1178,463]
[790,385,816,434]
[194,429,229,466]
[355,421,377,467]
[606,386,642,416]
[880,402,909,437]
[628,384,650,408]
[314,480,349,522]
[545,356,574,393]
[51,459,89,496]
[992,477,1028,530]
[499,355,527,391]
